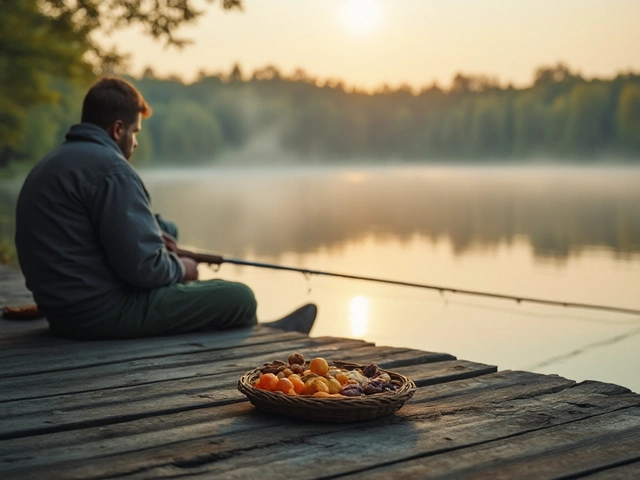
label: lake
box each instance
[139,164,640,394]
[2,164,639,393]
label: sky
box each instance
[107,0,640,91]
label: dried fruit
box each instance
[312,391,332,398]
[251,353,401,399]
[309,357,329,376]
[289,364,304,375]
[288,374,306,395]
[274,378,294,394]
[364,379,385,395]
[327,377,342,394]
[339,384,365,396]
[363,363,380,378]
[256,373,278,391]
[335,371,349,385]
[305,378,329,395]
[288,352,305,365]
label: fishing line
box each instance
[185,249,640,318]
[305,278,640,327]
[525,326,640,371]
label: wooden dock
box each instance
[1,265,639,479]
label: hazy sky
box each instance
[108,0,640,90]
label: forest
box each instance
[2,1,640,170]
[3,63,640,170]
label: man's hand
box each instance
[180,257,199,281]
[162,232,179,253]
[162,232,198,281]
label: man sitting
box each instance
[14,76,315,339]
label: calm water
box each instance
[138,164,640,394]
[2,164,639,392]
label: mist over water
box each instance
[141,164,640,393]
[144,164,640,260]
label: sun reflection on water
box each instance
[349,295,370,337]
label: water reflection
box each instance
[140,165,640,262]
[349,295,370,337]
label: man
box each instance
[15,76,315,339]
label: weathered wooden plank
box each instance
[0,322,277,352]
[0,319,58,347]
[0,370,570,476]
[583,460,640,479]
[0,339,456,403]
[0,326,297,369]
[0,338,371,402]
[341,408,640,479]
[0,370,560,460]
[89,383,640,480]
[5,376,635,480]
[0,355,495,440]
[392,361,497,387]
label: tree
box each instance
[0,0,243,166]
[153,100,225,163]
[0,0,90,165]
[617,84,640,151]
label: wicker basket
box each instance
[237,361,417,422]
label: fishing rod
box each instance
[176,248,640,317]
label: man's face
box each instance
[113,114,142,161]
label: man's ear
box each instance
[107,120,125,142]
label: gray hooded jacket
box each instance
[15,123,184,323]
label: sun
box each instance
[339,0,382,37]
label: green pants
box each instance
[49,279,258,340]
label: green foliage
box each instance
[617,83,640,151]
[0,0,92,164]
[0,0,243,167]
[150,101,224,163]
[2,65,640,170]
[564,82,613,155]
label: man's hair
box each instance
[81,76,152,129]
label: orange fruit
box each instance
[313,391,332,398]
[257,373,278,391]
[335,372,349,385]
[274,378,294,394]
[309,357,329,376]
[288,374,306,395]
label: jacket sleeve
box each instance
[91,169,185,288]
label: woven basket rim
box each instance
[237,360,417,422]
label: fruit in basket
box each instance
[364,379,386,395]
[312,391,333,398]
[305,377,330,395]
[290,363,305,375]
[274,378,294,394]
[309,357,329,376]
[256,373,279,391]
[335,371,349,385]
[288,374,306,395]
[253,354,400,397]
[288,352,306,365]
[363,363,380,378]
[327,377,342,394]
[339,384,366,396]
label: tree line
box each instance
[4,63,640,169]
[2,1,639,168]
